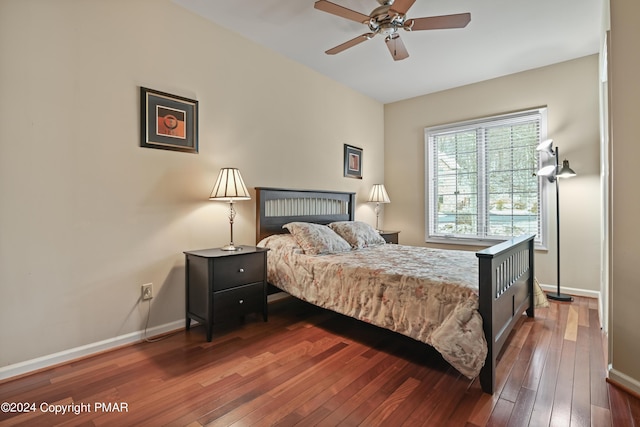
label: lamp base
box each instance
[221,244,243,251]
[546,292,573,302]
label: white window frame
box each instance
[424,108,549,249]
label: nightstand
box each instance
[184,246,269,342]
[379,231,400,244]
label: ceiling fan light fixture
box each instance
[380,23,397,36]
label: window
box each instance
[425,108,547,247]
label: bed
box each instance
[255,187,536,394]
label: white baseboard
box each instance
[538,283,600,300]
[609,366,640,396]
[0,319,185,382]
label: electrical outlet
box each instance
[141,283,153,300]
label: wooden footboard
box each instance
[476,234,535,394]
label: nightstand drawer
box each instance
[214,282,264,321]
[213,252,264,291]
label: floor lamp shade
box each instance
[535,141,576,302]
[368,184,390,231]
[209,168,251,251]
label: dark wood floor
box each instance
[1,295,638,426]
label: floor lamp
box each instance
[536,140,576,302]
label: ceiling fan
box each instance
[314,0,471,61]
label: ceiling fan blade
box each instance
[385,34,409,61]
[314,0,370,24]
[326,33,374,55]
[389,0,417,15]
[407,13,471,31]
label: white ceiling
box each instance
[173,0,603,104]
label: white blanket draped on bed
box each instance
[258,234,491,379]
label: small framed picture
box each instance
[343,144,363,179]
[140,87,198,153]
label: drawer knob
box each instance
[239,299,244,304]
[239,268,245,273]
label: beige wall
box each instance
[608,0,640,393]
[384,55,601,293]
[0,0,384,369]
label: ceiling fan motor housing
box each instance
[368,5,406,35]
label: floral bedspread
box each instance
[258,234,488,379]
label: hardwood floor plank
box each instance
[385,360,457,425]
[501,321,536,402]
[201,341,350,426]
[608,383,632,427]
[169,341,323,425]
[630,393,640,426]
[506,387,536,427]
[591,404,612,427]
[316,357,410,426]
[441,376,486,426]
[265,340,369,400]
[549,339,576,427]
[292,352,389,418]
[571,325,592,427]
[521,324,552,391]
[301,351,401,423]
[565,304,579,342]
[486,398,515,427]
[529,299,566,426]
[466,341,521,427]
[578,297,590,328]
[415,373,473,426]
[239,342,374,426]
[355,376,421,426]
[399,368,463,426]
[589,308,610,411]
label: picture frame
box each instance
[343,144,363,179]
[140,87,198,153]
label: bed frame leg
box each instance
[526,255,535,318]
[479,351,495,394]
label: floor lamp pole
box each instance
[547,147,573,302]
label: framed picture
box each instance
[140,87,198,153]
[343,144,363,179]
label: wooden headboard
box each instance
[255,187,356,243]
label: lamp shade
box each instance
[535,139,555,156]
[557,159,577,178]
[209,168,251,201]
[368,184,390,203]
[536,165,557,178]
